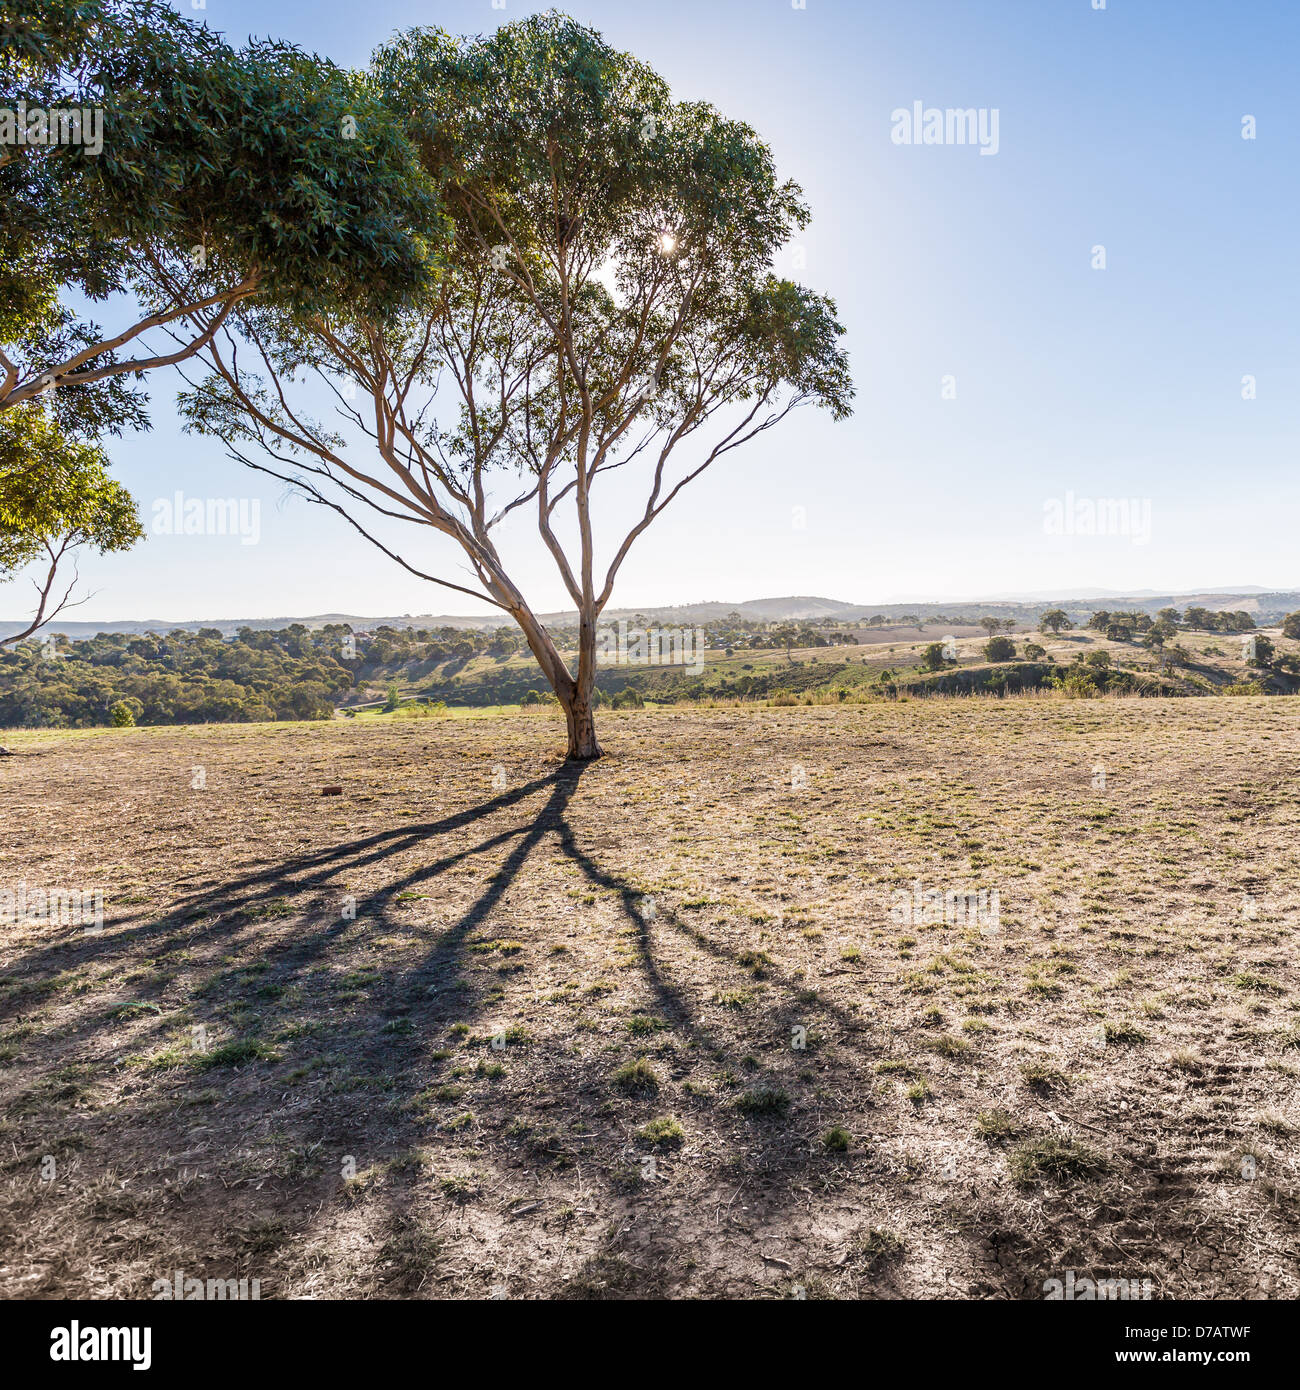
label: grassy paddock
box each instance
[1,698,1297,1298]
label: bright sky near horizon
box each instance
[15,0,1300,621]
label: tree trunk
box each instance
[563,606,603,760]
[561,686,602,760]
[504,595,603,761]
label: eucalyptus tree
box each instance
[1,0,441,635]
[182,13,852,758]
[1,0,441,424]
[0,409,140,646]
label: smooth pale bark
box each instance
[508,597,603,761]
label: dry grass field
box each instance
[1,697,1298,1300]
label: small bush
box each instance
[109,701,136,727]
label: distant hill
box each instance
[4,587,1298,640]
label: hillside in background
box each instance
[4,587,1299,641]
[3,603,1297,728]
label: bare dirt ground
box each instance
[1,697,1297,1300]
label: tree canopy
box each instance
[0,405,140,645]
[1,0,444,424]
[1,0,447,637]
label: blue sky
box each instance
[18,0,1300,621]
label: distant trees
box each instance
[1023,642,1046,661]
[1283,612,1300,640]
[1040,609,1072,633]
[0,625,356,726]
[979,617,1002,636]
[919,642,952,672]
[1085,606,1252,638]
[1181,607,1254,633]
[983,636,1016,662]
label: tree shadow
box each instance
[1,759,1051,1299]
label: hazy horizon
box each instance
[9,582,1298,635]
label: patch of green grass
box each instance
[106,1001,162,1019]
[612,1057,660,1094]
[240,899,295,922]
[1008,1136,1108,1185]
[194,1039,281,1069]
[822,1126,851,1152]
[1020,1060,1070,1091]
[626,1015,668,1036]
[974,1110,1022,1142]
[1103,1020,1148,1046]
[1232,971,1283,995]
[856,1227,906,1266]
[737,949,774,976]
[917,1033,971,1059]
[637,1115,685,1148]
[875,1058,919,1077]
[734,1086,790,1117]
[438,1173,478,1203]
